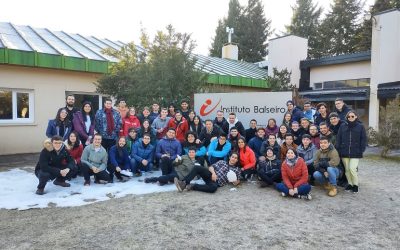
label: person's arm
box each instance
[115,112,122,134]
[294,159,309,188]
[242,149,256,170]
[94,111,102,134]
[196,146,207,157]
[146,145,155,163]
[38,150,61,176]
[123,149,131,170]
[328,148,340,167]
[281,164,293,189]
[73,114,88,141]
[45,120,54,138]
[99,150,108,171]
[108,146,119,167]
[155,141,163,159]
[131,142,143,162]
[212,141,231,158]
[237,122,245,136]
[75,144,83,165]
[170,141,182,161]
[360,125,367,153]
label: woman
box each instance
[281,113,292,128]
[182,131,207,165]
[314,102,330,126]
[64,131,83,169]
[187,110,196,129]
[168,103,177,118]
[167,111,189,143]
[280,133,298,162]
[265,118,279,137]
[189,115,204,137]
[276,148,312,200]
[258,146,281,187]
[121,107,141,136]
[126,127,139,154]
[108,137,132,181]
[72,101,95,146]
[237,138,256,180]
[336,110,367,193]
[137,119,157,146]
[277,125,289,146]
[46,108,72,141]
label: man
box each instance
[297,134,318,185]
[248,127,266,159]
[329,112,343,135]
[58,94,79,124]
[260,134,281,159]
[313,136,340,197]
[179,100,191,120]
[151,108,171,140]
[117,99,129,119]
[198,119,221,148]
[81,134,110,185]
[286,100,304,123]
[138,106,151,124]
[130,134,154,174]
[334,98,350,121]
[149,103,160,123]
[228,127,244,151]
[35,136,76,195]
[213,110,229,134]
[299,118,311,137]
[95,98,122,151]
[227,113,245,136]
[291,121,303,146]
[153,128,182,185]
[303,101,316,123]
[245,119,258,142]
[319,122,336,146]
[174,152,241,193]
[207,133,231,164]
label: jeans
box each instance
[313,166,339,186]
[184,165,218,193]
[159,157,174,175]
[276,183,311,196]
[130,159,153,173]
[156,169,178,185]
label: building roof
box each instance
[300,51,371,69]
[378,81,400,99]
[299,87,370,101]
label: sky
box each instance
[1,0,374,56]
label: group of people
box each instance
[35,95,367,201]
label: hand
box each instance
[289,189,295,196]
[60,169,67,177]
[232,180,240,186]
[324,172,329,178]
[116,167,121,172]
[175,157,179,163]
[142,160,148,166]
[258,156,266,162]
[91,167,99,173]
[195,139,201,144]
[211,173,217,182]
[162,154,170,158]
[294,188,298,194]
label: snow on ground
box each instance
[0,168,191,210]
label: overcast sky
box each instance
[1,0,374,56]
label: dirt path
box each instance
[0,157,399,250]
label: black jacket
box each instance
[258,157,281,175]
[199,125,222,148]
[36,145,76,177]
[336,120,367,158]
[245,127,257,142]
[213,117,229,134]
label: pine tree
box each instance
[285,0,323,58]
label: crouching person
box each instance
[130,134,154,175]
[108,136,132,181]
[80,133,110,186]
[276,149,312,200]
[258,147,281,187]
[313,136,340,197]
[174,152,241,193]
[35,136,77,195]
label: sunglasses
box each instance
[347,115,356,118]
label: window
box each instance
[313,78,370,90]
[314,82,322,89]
[0,89,34,123]
[65,92,107,112]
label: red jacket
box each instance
[281,157,309,189]
[239,146,256,170]
[121,115,141,136]
[167,117,188,143]
[66,143,83,165]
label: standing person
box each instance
[80,134,110,186]
[108,137,132,181]
[64,131,83,174]
[237,138,256,180]
[58,94,79,124]
[260,134,281,159]
[152,108,171,140]
[303,101,316,123]
[336,110,367,193]
[149,103,160,123]
[248,128,266,159]
[116,99,129,120]
[189,115,204,137]
[297,134,317,185]
[46,108,72,141]
[174,152,241,193]
[138,106,151,125]
[95,99,122,152]
[277,125,289,146]
[199,119,222,148]
[167,103,177,118]
[258,147,281,187]
[334,98,350,121]
[167,111,189,143]
[130,134,154,175]
[126,128,139,154]
[286,100,304,123]
[227,113,245,136]
[329,112,343,135]
[276,149,312,200]
[314,102,330,126]
[137,119,157,146]
[309,124,320,149]
[34,136,76,195]
[245,119,258,142]
[179,100,191,120]
[213,110,229,134]
[265,118,279,137]
[207,133,231,164]
[121,107,141,137]
[280,133,298,162]
[72,101,95,146]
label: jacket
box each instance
[239,146,256,170]
[64,141,83,165]
[155,137,182,160]
[336,120,367,158]
[265,125,279,137]
[36,143,75,177]
[311,134,320,149]
[46,119,72,141]
[207,139,231,159]
[260,141,281,158]
[314,144,340,173]
[297,144,317,166]
[95,108,122,140]
[72,111,95,142]
[137,127,157,146]
[228,119,245,136]
[121,115,141,136]
[151,116,171,139]
[81,144,108,171]
[109,145,131,170]
[334,104,351,121]
[281,157,309,189]
[314,113,330,127]
[213,117,229,134]
[290,106,304,123]
[248,136,265,158]
[131,139,155,163]
[280,143,298,162]
[245,127,257,142]
[258,156,281,175]
[168,117,189,143]
[174,155,206,180]
[199,125,222,148]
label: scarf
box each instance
[105,108,115,136]
[286,156,298,167]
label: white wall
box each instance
[268,35,308,88]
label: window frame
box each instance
[0,88,35,124]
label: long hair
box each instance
[81,101,94,123]
[55,108,71,126]
[67,131,80,149]
[238,138,247,153]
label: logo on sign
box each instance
[200,98,221,116]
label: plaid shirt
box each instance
[212,160,241,187]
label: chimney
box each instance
[222,43,239,60]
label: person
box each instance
[290,121,302,146]
[228,127,244,151]
[299,118,311,137]
[303,101,316,123]
[276,148,312,200]
[116,99,129,120]
[46,108,72,141]
[313,136,341,197]
[281,112,292,128]
[277,125,288,146]
[149,103,160,123]
[258,146,281,187]
[319,122,336,146]
[336,110,367,193]
[198,119,222,148]
[154,128,182,185]
[95,98,122,152]
[167,111,189,143]
[245,119,258,142]
[168,103,177,118]
[187,110,196,129]
[237,138,256,180]
[207,133,231,165]
[334,98,350,121]
[174,152,241,193]
[130,134,154,175]
[260,134,281,159]
[189,115,204,137]
[309,124,320,149]
[286,100,304,123]
[329,112,343,135]
[280,133,298,162]
[314,102,330,126]
[108,137,132,181]
[58,94,79,124]
[265,118,279,137]
[80,134,110,186]
[64,131,83,174]
[138,106,151,124]
[151,108,171,140]
[72,101,95,146]
[34,136,77,195]
[227,112,245,136]
[121,107,141,137]
[297,134,317,185]
[125,127,139,154]
[182,131,207,165]
[248,128,266,159]
[137,119,157,146]
[179,100,191,120]
[213,110,229,134]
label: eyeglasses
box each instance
[347,115,356,118]
[53,142,63,144]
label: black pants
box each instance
[241,168,257,180]
[107,164,123,181]
[183,165,218,193]
[307,163,316,184]
[258,170,281,185]
[36,169,76,189]
[81,163,110,182]
[159,157,174,175]
[101,138,116,152]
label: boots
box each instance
[323,182,331,190]
[328,184,338,197]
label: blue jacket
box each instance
[336,121,367,158]
[155,137,182,160]
[291,106,304,123]
[95,109,122,140]
[297,144,317,166]
[46,119,72,141]
[109,145,130,170]
[207,139,231,159]
[131,139,154,163]
[183,144,207,157]
[248,136,264,158]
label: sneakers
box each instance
[174,177,186,192]
[328,186,338,197]
[36,188,44,195]
[84,180,90,186]
[144,177,158,183]
[352,185,359,193]
[184,184,193,192]
[53,180,71,187]
[135,172,142,177]
[299,194,312,200]
[281,192,287,197]
[345,185,353,192]
[120,170,133,177]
